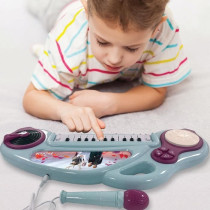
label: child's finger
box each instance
[97,118,106,129]
[88,113,104,140]
[64,118,76,132]
[71,116,84,132]
[80,114,92,132]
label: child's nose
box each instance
[107,48,123,65]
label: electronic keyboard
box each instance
[1,127,209,190]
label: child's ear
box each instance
[81,0,88,17]
[151,16,167,38]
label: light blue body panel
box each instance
[0,129,209,190]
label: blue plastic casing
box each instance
[0,127,209,190]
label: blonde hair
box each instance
[87,0,169,31]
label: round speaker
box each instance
[3,127,45,149]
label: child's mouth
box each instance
[104,64,122,72]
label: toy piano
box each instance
[1,127,209,190]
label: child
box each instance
[23,0,191,140]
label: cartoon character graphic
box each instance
[88,152,103,168]
[66,152,87,170]
[32,151,131,170]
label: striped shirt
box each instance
[32,0,191,99]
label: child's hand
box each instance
[58,103,105,140]
[69,90,114,118]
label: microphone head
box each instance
[124,189,149,210]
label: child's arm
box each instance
[109,85,167,114]
[69,85,167,117]
[23,83,105,140]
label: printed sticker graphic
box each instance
[31,151,131,170]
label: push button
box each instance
[154,149,163,157]
[159,146,168,152]
[161,153,173,160]
[168,150,175,156]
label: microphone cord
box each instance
[22,174,59,210]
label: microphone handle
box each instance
[60,190,124,208]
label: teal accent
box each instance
[162,44,178,52]
[149,38,163,45]
[87,81,98,85]
[167,18,174,30]
[32,74,47,90]
[49,90,64,100]
[66,46,87,58]
[143,69,191,87]
[64,21,88,53]
[60,190,124,208]
[32,74,64,100]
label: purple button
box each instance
[160,146,168,152]
[168,150,175,157]
[155,149,163,157]
[161,153,173,160]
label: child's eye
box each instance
[97,39,139,53]
[126,47,139,53]
[97,40,109,47]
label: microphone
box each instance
[60,189,149,210]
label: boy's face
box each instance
[88,14,154,72]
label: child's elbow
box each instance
[22,91,31,114]
[22,83,36,114]
[154,87,167,108]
